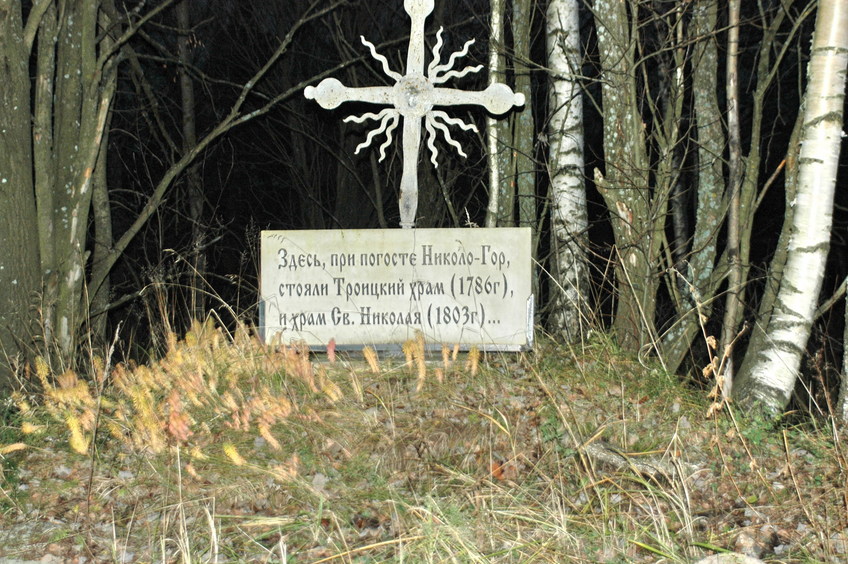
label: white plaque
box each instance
[260,228,533,350]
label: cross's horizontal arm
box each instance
[304,78,394,110]
[430,83,525,115]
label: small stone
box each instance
[830,531,848,554]
[734,531,761,558]
[312,472,329,494]
[693,554,765,564]
[53,465,72,478]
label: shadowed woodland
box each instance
[0,0,845,407]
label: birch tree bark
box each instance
[733,0,848,414]
[547,0,590,341]
[842,302,848,423]
[485,0,505,227]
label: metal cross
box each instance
[305,0,524,228]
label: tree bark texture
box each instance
[733,0,847,413]
[592,0,657,351]
[512,0,535,233]
[660,0,726,375]
[547,0,590,342]
[719,0,743,396]
[38,1,117,361]
[485,0,504,227]
[177,0,206,320]
[0,1,41,381]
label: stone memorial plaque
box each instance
[260,228,533,350]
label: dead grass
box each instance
[0,321,846,562]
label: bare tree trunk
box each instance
[0,1,41,381]
[592,0,656,351]
[33,1,118,364]
[0,0,346,379]
[89,121,113,344]
[660,1,808,377]
[177,0,205,321]
[547,0,589,341]
[734,0,847,414]
[485,0,504,227]
[719,0,743,397]
[660,0,726,375]
[513,0,535,233]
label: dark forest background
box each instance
[11,0,846,398]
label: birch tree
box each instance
[842,305,848,423]
[733,0,847,414]
[585,0,812,376]
[547,0,590,340]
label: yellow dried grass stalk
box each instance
[57,369,78,390]
[411,334,427,392]
[20,422,44,434]
[13,393,31,415]
[467,346,480,377]
[66,415,89,454]
[363,346,380,374]
[105,421,126,443]
[34,356,50,390]
[402,340,414,368]
[78,408,96,431]
[223,442,246,466]
[184,462,201,480]
[271,453,299,482]
[285,343,316,391]
[0,443,27,455]
[415,333,426,386]
[165,389,193,444]
[435,367,444,384]
[258,423,281,450]
[166,330,179,352]
[316,365,343,402]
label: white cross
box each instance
[305,0,524,228]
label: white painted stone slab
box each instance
[260,228,533,350]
